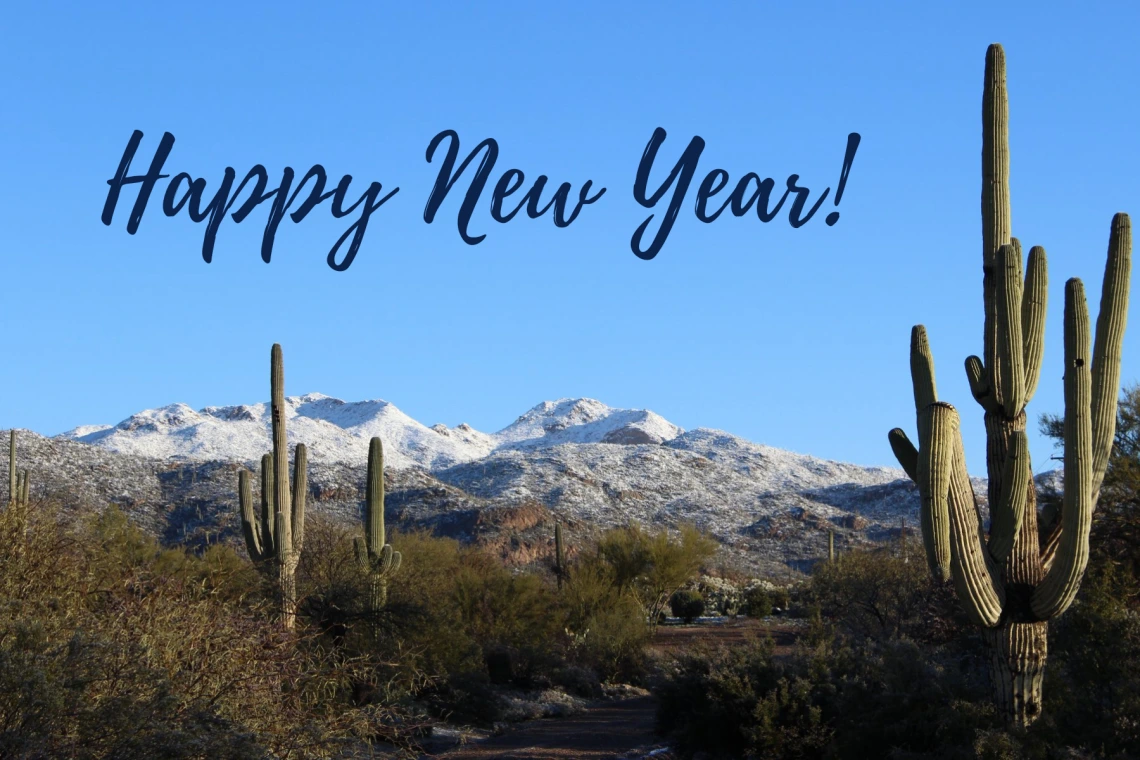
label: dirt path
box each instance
[428,695,662,759]
[426,618,803,759]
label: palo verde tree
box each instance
[238,343,308,630]
[888,44,1131,727]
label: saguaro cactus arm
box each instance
[987,430,1029,565]
[931,404,1005,627]
[260,453,274,546]
[239,468,269,562]
[890,325,952,582]
[1022,246,1049,403]
[995,241,1026,416]
[292,443,307,554]
[1090,214,1132,496]
[916,401,953,582]
[1032,280,1094,620]
[887,428,918,480]
[1033,230,1131,618]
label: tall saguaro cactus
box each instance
[554,522,566,589]
[355,436,401,612]
[7,431,30,538]
[8,430,15,507]
[238,344,308,630]
[888,44,1131,727]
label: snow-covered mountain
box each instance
[46,395,931,574]
[61,393,485,471]
[62,396,685,470]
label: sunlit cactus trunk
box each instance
[554,522,566,589]
[355,437,401,619]
[887,45,1131,727]
[237,344,307,631]
[7,431,30,543]
[8,430,15,507]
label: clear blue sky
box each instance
[2,2,1137,476]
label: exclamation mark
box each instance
[825,133,861,226]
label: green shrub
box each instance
[808,545,966,645]
[656,637,832,759]
[744,586,773,618]
[670,589,705,622]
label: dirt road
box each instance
[428,617,801,759]
[427,695,662,759]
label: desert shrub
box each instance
[745,586,774,618]
[656,637,832,759]
[670,589,705,622]
[597,523,718,626]
[1036,561,1140,758]
[551,664,602,698]
[808,544,967,645]
[0,500,658,746]
[559,552,651,683]
[452,553,563,685]
[0,504,432,759]
[655,599,1000,759]
[655,531,1140,759]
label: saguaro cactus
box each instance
[887,44,1131,727]
[8,430,15,507]
[355,436,401,612]
[7,431,30,538]
[554,522,566,589]
[238,344,308,630]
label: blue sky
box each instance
[1,2,1137,476]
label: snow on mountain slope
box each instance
[57,394,922,546]
[434,432,917,547]
[666,428,904,493]
[47,395,938,573]
[496,399,683,449]
[59,396,686,470]
[62,393,488,471]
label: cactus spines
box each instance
[888,44,1131,727]
[355,437,401,612]
[237,344,307,630]
[554,522,566,589]
[827,529,835,564]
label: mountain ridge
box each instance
[28,393,1051,576]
